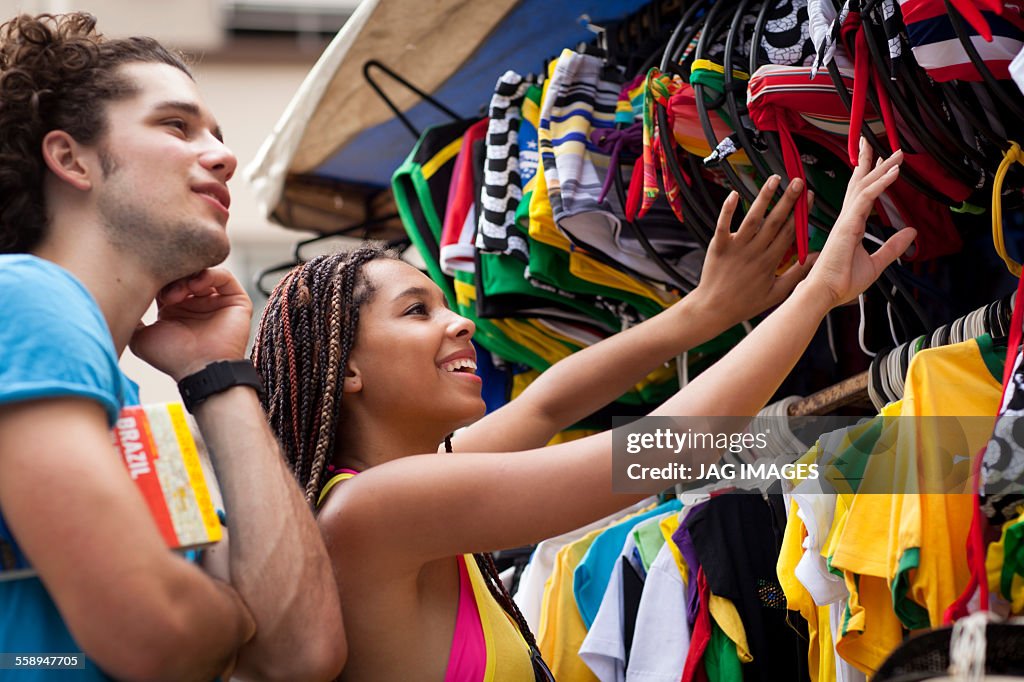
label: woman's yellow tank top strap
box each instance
[993,141,1024,277]
[317,472,356,509]
[462,554,537,681]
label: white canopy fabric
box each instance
[244,0,519,231]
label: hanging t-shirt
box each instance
[537,528,603,682]
[475,70,531,261]
[573,499,682,629]
[890,334,1003,629]
[631,515,669,571]
[439,117,490,275]
[686,494,810,682]
[514,498,655,632]
[779,498,839,682]
[822,406,903,676]
[578,534,642,682]
[393,119,478,304]
[625,540,692,682]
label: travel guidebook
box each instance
[0,402,223,581]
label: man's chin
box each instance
[160,231,230,282]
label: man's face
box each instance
[92,62,237,283]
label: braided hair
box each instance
[441,436,542,655]
[253,249,543,668]
[252,246,393,506]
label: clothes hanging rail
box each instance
[787,291,1015,416]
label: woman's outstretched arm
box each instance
[324,142,914,567]
[453,175,815,453]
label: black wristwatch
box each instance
[177,360,265,413]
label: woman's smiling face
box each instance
[344,259,486,431]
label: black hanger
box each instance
[653,0,720,245]
[653,103,717,246]
[253,218,409,297]
[663,3,737,237]
[862,3,996,181]
[856,5,991,187]
[831,0,993,186]
[362,59,464,141]
[819,2,964,196]
[608,145,699,291]
[692,0,763,204]
[747,0,800,183]
[661,0,712,78]
[688,3,746,211]
[722,0,776,190]
[849,7,977,202]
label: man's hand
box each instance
[130,268,253,381]
[689,175,816,326]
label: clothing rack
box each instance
[252,217,408,297]
[788,290,1016,416]
[786,370,870,417]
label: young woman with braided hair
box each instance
[252,142,915,682]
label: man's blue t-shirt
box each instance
[0,254,138,680]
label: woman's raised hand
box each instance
[805,137,917,308]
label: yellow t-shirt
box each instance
[834,571,904,674]
[709,595,754,664]
[830,336,1003,672]
[778,499,834,682]
[659,513,688,584]
[825,403,905,674]
[986,508,1024,614]
[891,336,1002,628]
[537,529,602,682]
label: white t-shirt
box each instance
[626,540,692,682]
[514,497,654,631]
[579,534,640,682]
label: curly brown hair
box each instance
[0,12,191,253]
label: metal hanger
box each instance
[362,59,464,141]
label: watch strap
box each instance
[178,360,265,413]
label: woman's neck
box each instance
[334,411,449,471]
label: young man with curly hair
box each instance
[0,13,344,681]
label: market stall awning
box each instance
[245,0,652,235]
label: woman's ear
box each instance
[342,365,363,394]
[41,130,93,191]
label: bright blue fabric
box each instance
[572,498,681,628]
[0,255,138,681]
